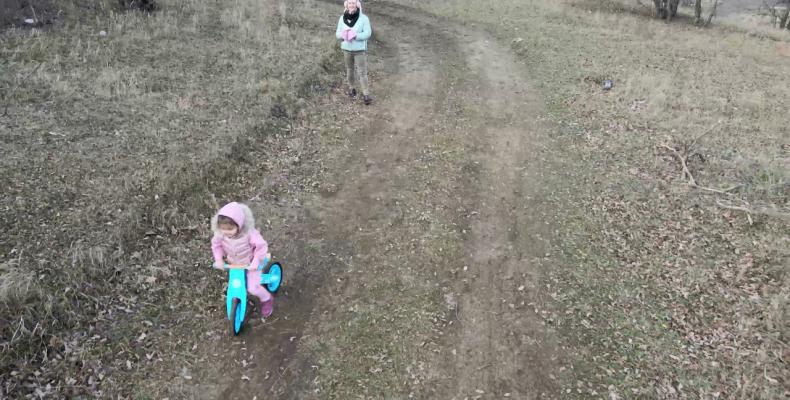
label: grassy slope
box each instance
[2,0,788,397]
[409,0,789,397]
[0,0,337,396]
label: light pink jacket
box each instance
[211,202,268,269]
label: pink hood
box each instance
[211,202,255,235]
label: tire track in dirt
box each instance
[447,34,561,400]
[371,2,563,398]
[201,2,461,398]
[158,1,355,398]
[195,0,562,397]
[261,2,492,397]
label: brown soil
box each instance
[186,1,564,398]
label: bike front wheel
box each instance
[229,297,244,336]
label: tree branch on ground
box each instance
[686,122,719,153]
[659,144,740,195]
[660,144,698,186]
[659,144,790,222]
[715,200,790,224]
[716,201,755,225]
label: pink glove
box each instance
[342,27,357,42]
[214,260,225,269]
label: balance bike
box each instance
[222,255,283,336]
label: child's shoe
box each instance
[260,299,274,318]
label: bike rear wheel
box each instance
[262,262,283,293]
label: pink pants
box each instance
[246,269,273,303]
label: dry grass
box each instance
[3,0,788,397]
[418,0,789,397]
[0,0,338,396]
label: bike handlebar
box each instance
[215,255,271,271]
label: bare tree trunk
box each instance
[705,0,720,26]
[780,7,790,29]
[652,0,679,20]
[669,0,680,19]
[654,0,667,18]
[694,0,702,24]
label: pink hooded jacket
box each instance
[211,202,268,270]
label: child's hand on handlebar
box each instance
[212,261,256,270]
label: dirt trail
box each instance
[194,1,561,398]
[437,28,561,400]
[374,3,562,397]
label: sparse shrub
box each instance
[770,1,790,29]
[0,262,40,306]
[652,0,711,24]
[118,0,156,12]
[651,0,681,19]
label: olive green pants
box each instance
[343,50,369,96]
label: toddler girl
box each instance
[211,202,273,317]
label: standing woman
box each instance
[336,0,373,105]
